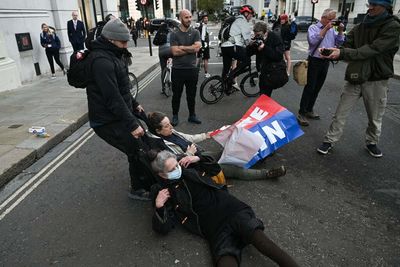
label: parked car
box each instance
[149,18,180,33]
[296,16,318,32]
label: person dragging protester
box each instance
[86,18,151,200]
[296,9,345,127]
[170,9,202,126]
[316,0,400,158]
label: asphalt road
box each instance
[1,30,399,266]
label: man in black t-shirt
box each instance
[170,9,202,126]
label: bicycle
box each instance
[128,72,139,99]
[199,64,258,104]
[239,70,259,97]
[160,58,172,97]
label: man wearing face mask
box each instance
[86,19,151,200]
[150,150,299,267]
[317,0,400,158]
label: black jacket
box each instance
[151,169,249,241]
[86,37,140,132]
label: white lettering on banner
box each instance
[250,107,269,121]
[237,107,269,128]
[253,131,268,150]
[262,121,286,144]
[236,117,253,128]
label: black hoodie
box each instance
[86,36,140,132]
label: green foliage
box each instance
[197,0,224,18]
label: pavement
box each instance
[0,45,159,187]
[0,35,400,188]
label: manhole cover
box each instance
[8,124,23,129]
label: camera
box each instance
[331,20,342,26]
[251,35,264,47]
[320,48,333,56]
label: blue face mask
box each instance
[167,164,182,180]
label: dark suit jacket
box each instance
[67,19,86,44]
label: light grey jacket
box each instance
[228,15,252,47]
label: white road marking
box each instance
[0,68,160,221]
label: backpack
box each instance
[67,50,93,88]
[153,26,168,46]
[218,16,236,41]
[289,21,298,38]
[85,22,105,50]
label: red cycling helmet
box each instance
[240,5,255,15]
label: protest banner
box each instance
[211,95,304,168]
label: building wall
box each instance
[0,0,123,90]
[290,0,400,20]
[0,0,79,85]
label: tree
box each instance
[197,0,224,18]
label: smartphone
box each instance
[320,48,333,56]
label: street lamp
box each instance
[311,0,318,23]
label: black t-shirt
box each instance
[184,178,249,239]
[170,26,200,69]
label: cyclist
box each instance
[225,5,255,93]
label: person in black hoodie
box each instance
[86,18,151,200]
[150,150,299,267]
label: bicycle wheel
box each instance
[128,72,139,99]
[161,68,172,97]
[200,76,224,104]
[240,72,260,97]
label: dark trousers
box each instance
[93,121,153,191]
[159,55,168,89]
[221,46,235,79]
[45,49,64,74]
[171,68,199,116]
[227,46,251,84]
[71,42,84,51]
[299,56,330,114]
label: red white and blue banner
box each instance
[211,95,304,168]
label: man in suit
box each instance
[67,11,86,51]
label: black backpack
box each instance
[153,26,168,46]
[85,22,105,50]
[218,16,236,42]
[67,50,93,88]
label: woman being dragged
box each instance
[146,111,286,181]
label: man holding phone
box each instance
[296,8,344,126]
[317,0,400,157]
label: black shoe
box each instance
[317,142,332,155]
[297,114,309,126]
[365,144,383,158]
[266,166,286,179]
[305,111,320,120]
[171,115,179,126]
[188,115,202,124]
[128,189,151,201]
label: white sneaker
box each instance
[205,73,211,78]
[232,83,240,91]
[51,74,56,79]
